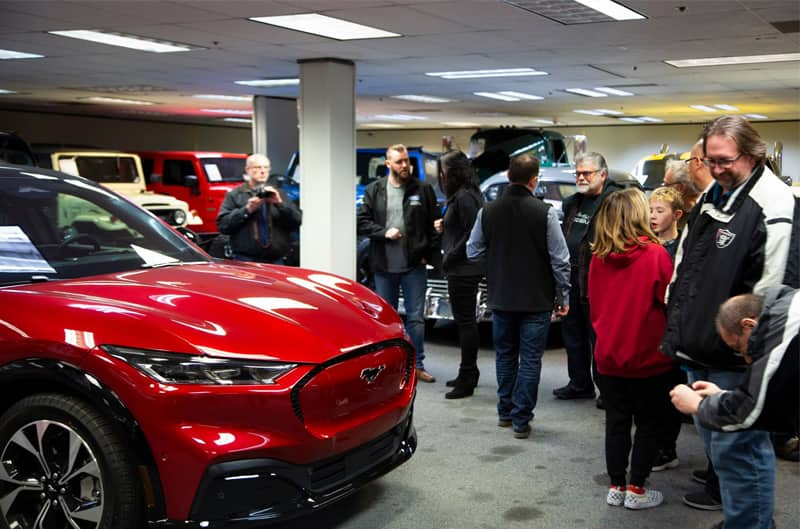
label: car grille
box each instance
[289,338,414,425]
[399,277,491,322]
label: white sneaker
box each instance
[606,486,626,506]
[624,488,663,510]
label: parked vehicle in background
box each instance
[283,146,443,207]
[0,131,36,166]
[631,145,691,190]
[0,162,417,528]
[137,151,248,237]
[468,127,571,183]
[35,148,199,229]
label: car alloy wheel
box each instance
[0,394,142,529]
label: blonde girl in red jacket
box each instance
[589,188,675,511]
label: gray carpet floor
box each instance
[275,322,800,529]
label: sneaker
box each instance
[606,486,626,506]
[691,468,709,485]
[651,449,679,471]
[682,490,722,511]
[497,418,512,428]
[624,487,663,510]
[513,425,531,439]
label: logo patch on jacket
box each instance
[408,194,421,206]
[715,228,736,248]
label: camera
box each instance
[255,185,276,199]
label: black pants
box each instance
[598,371,673,487]
[447,274,482,376]
[660,365,687,451]
[561,270,596,391]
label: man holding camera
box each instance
[217,153,302,264]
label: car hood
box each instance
[2,262,404,364]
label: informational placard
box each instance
[204,164,222,182]
[0,226,56,273]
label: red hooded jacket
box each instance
[589,238,675,378]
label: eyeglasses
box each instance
[684,157,700,165]
[574,169,599,178]
[247,165,270,170]
[701,153,743,168]
[661,181,683,188]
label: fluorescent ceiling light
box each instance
[249,14,400,40]
[82,96,154,105]
[565,88,608,97]
[49,30,193,53]
[361,123,398,128]
[372,114,428,121]
[619,117,645,123]
[714,104,738,111]
[427,68,547,79]
[594,108,623,115]
[235,78,299,87]
[574,0,645,20]
[665,52,800,67]
[442,122,480,127]
[498,91,543,100]
[390,94,453,103]
[532,119,554,124]
[745,114,768,119]
[639,116,663,122]
[202,108,252,115]
[573,109,605,116]
[595,86,633,96]
[474,92,521,102]
[690,105,717,112]
[194,94,251,102]
[0,48,44,60]
[0,89,17,94]
[223,118,253,123]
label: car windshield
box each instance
[536,181,577,202]
[58,155,140,184]
[201,157,247,182]
[0,171,208,287]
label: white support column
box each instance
[298,58,356,278]
[251,96,298,175]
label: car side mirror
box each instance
[185,174,200,195]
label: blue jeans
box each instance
[374,265,427,369]
[687,368,775,529]
[493,310,550,431]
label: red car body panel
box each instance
[0,262,415,521]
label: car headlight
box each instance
[172,209,187,226]
[103,346,298,385]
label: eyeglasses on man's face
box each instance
[574,169,599,178]
[684,157,700,165]
[661,180,683,188]
[701,153,743,169]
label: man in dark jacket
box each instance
[554,152,623,400]
[671,286,798,434]
[467,154,570,439]
[357,144,442,382]
[661,116,796,529]
[216,154,302,264]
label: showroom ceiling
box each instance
[0,0,798,129]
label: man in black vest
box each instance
[467,154,571,439]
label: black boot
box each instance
[444,368,479,399]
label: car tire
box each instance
[0,394,143,529]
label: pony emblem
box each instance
[360,365,386,384]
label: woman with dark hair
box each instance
[434,150,485,399]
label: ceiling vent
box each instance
[504,0,643,25]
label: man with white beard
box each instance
[554,152,624,404]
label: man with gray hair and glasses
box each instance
[661,115,796,529]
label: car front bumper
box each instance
[150,410,416,528]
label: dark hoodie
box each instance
[588,238,675,378]
[562,178,624,300]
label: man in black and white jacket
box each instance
[661,115,796,529]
